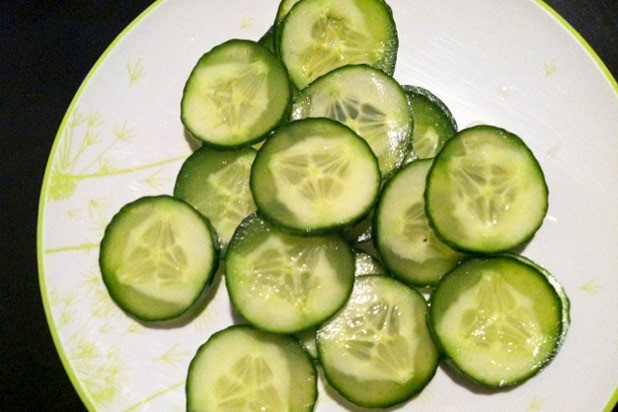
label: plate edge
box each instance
[36,1,165,411]
[533,0,618,94]
[531,4,618,411]
[35,0,618,411]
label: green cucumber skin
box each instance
[186,324,318,412]
[181,39,293,149]
[224,214,356,334]
[402,85,456,161]
[275,0,303,24]
[250,118,381,236]
[272,0,303,56]
[427,256,566,388]
[258,26,277,54]
[424,125,549,254]
[254,200,376,237]
[316,275,440,409]
[503,253,570,348]
[99,195,220,323]
[275,0,399,89]
[402,85,458,132]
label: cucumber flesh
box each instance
[225,215,355,333]
[354,250,386,276]
[402,85,457,160]
[276,0,302,23]
[425,125,548,253]
[318,275,439,408]
[181,39,291,147]
[99,196,219,321]
[429,256,565,387]
[375,159,464,286]
[186,325,317,412]
[505,254,570,348]
[251,118,380,234]
[174,146,256,252]
[292,64,413,178]
[278,0,398,89]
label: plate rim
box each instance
[36,0,618,411]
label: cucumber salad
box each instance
[98,0,570,410]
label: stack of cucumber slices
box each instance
[98,0,570,410]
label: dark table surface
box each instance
[2,1,617,411]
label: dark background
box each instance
[1,0,616,411]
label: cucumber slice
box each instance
[505,254,570,348]
[225,214,355,333]
[354,250,386,276]
[258,26,276,54]
[429,256,566,387]
[318,275,439,408]
[181,39,291,147]
[403,85,457,160]
[295,328,319,360]
[375,159,464,286]
[186,325,317,412]
[425,125,549,253]
[251,118,380,234]
[292,64,413,178]
[174,146,256,252]
[276,0,303,24]
[99,196,219,321]
[277,0,398,89]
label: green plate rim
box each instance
[36,1,164,410]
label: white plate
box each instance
[38,0,618,411]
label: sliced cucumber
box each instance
[277,0,398,89]
[375,159,464,286]
[276,0,303,24]
[506,254,570,348]
[174,146,256,252]
[99,196,219,321]
[292,64,413,178]
[295,328,319,360]
[318,275,439,408]
[251,118,380,234]
[354,250,386,276]
[186,325,317,412]
[181,39,291,147]
[225,214,355,333]
[403,85,457,159]
[258,26,276,54]
[425,125,549,253]
[429,256,566,387]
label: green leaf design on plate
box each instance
[155,343,190,366]
[127,58,146,86]
[529,396,543,409]
[68,338,124,407]
[544,60,556,77]
[578,278,602,295]
[142,169,168,190]
[48,109,185,202]
[240,17,252,29]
